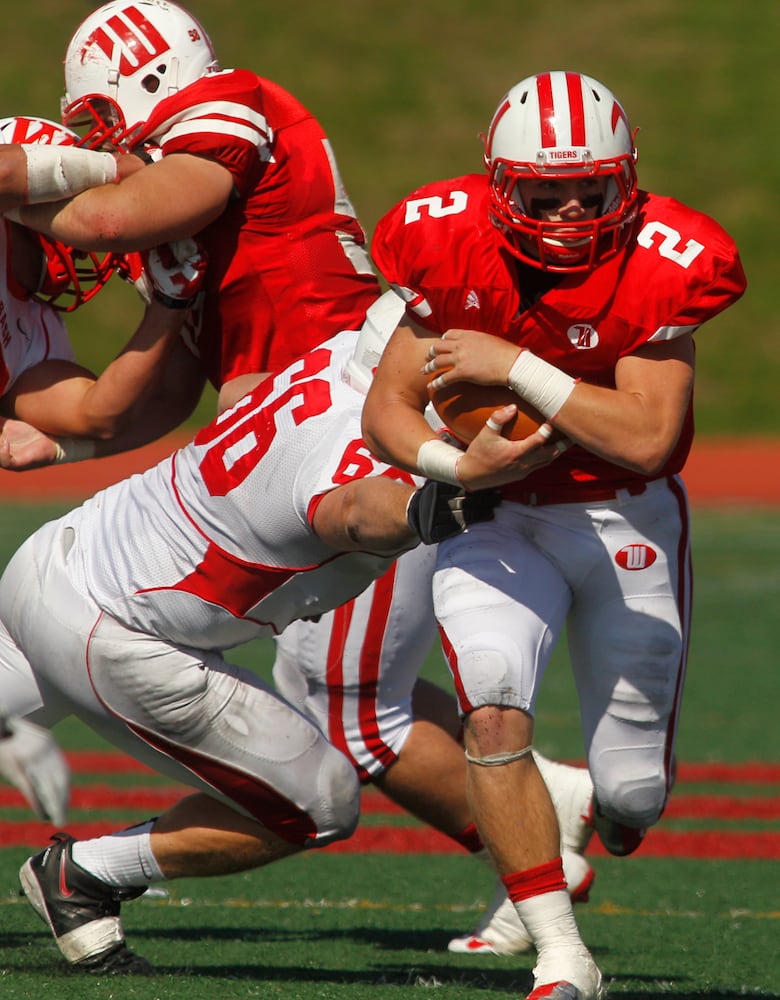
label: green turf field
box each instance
[0,501,778,996]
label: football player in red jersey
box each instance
[10,0,380,413]
[362,71,746,999]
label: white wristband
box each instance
[507,349,577,420]
[416,438,463,486]
[23,145,118,204]
[52,437,97,464]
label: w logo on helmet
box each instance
[86,6,170,74]
[0,116,76,146]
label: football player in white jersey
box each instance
[0,114,207,818]
[362,72,746,999]
[1,326,498,975]
[0,113,113,817]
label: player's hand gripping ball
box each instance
[429,376,563,445]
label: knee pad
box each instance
[306,741,360,847]
[593,764,666,830]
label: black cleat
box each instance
[592,801,646,856]
[19,832,152,974]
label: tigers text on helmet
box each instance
[0,115,116,311]
[483,71,639,272]
[62,0,220,151]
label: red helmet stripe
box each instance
[611,100,631,136]
[89,8,170,75]
[536,73,556,147]
[486,97,511,152]
[566,72,586,146]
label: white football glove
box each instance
[122,238,208,309]
[0,715,70,825]
[142,237,208,309]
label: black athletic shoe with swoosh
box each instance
[19,832,152,975]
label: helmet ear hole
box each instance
[142,74,162,96]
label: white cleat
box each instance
[529,948,604,1000]
[533,753,595,855]
[448,879,533,955]
[448,849,595,956]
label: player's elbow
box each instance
[362,427,392,467]
[76,406,135,441]
[340,490,371,549]
[626,433,680,476]
[361,404,397,468]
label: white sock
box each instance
[71,821,166,888]
[514,889,584,953]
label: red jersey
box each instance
[134,70,381,388]
[372,173,747,497]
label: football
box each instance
[429,378,562,444]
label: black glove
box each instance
[407,480,501,545]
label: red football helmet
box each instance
[0,115,116,311]
[61,0,219,151]
[483,71,639,272]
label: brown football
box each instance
[429,379,563,444]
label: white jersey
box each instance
[63,332,418,650]
[0,221,74,397]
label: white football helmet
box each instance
[0,114,77,148]
[61,0,219,149]
[483,71,639,272]
[0,115,116,310]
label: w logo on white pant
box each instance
[615,544,657,571]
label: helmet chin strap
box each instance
[166,57,181,99]
[108,67,120,105]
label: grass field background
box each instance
[0,501,778,997]
[1,0,778,433]
[1,1,779,997]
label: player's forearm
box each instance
[537,352,693,476]
[0,144,118,214]
[10,190,155,252]
[8,155,231,252]
[74,304,189,437]
[362,391,438,472]
[314,478,418,554]
[0,147,33,211]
